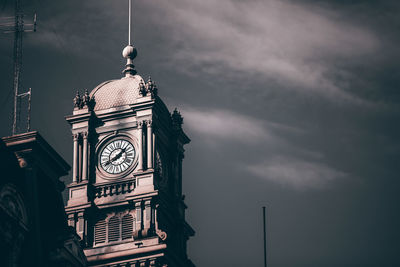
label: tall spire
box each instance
[122,0,137,77]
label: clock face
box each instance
[99,139,135,174]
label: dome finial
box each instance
[122,45,137,76]
[122,0,137,77]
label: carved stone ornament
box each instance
[73,89,95,110]
[156,150,168,189]
[73,91,82,109]
[17,158,28,168]
[138,77,158,98]
[156,229,167,241]
[72,133,80,141]
[155,150,163,178]
[0,184,28,227]
[171,108,183,130]
[146,76,158,98]
[139,81,147,96]
[82,89,90,107]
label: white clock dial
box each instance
[100,139,135,174]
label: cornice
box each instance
[65,111,93,125]
[95,107,136,122]
[2,131,70,176]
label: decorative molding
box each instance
[156,229,167,241]
[94,180,136,198]
[73,133,80,141]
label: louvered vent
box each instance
[121,214,134,240]
[94,219,106,244]
[108,216,121,242]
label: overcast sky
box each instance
[1,0,399,266]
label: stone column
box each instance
[143,199,151,237]
[67,213,75,228]
[82,132,88,181]
[78,137,83,182]
[147,120,153,169]
[134,201,142,239]
[72,134,79,183]
[138,121,143,171]
[77,211,85,240]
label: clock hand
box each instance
[112,148,126,162]
[103,148,126,167]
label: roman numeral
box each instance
[107,165,114,173]
[115,141,121,148]
[121,162,128,171]
[121,141,127,149]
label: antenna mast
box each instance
[128,0,132,45]
[263,206,268,267]
[1,0,37,135]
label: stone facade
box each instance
[65,47,195,267]
[0,132,86,267]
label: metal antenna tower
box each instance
[1,0,36,135]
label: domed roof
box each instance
[90,74,144,111]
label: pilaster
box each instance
[72,133,79,183]
[137,121,144,171]
[134,201,142,239]
[82,131,88,181]
[142,199,152,237]
[146,120,153,169]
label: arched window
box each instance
[122,214,134,240]
[94,219,106,244]
[108,216,120,242]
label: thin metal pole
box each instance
[27,88,31,132]
[263,206,267,267]
[12,0,23,135]
[128,0,131,45]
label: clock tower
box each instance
[64,17,195,267]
